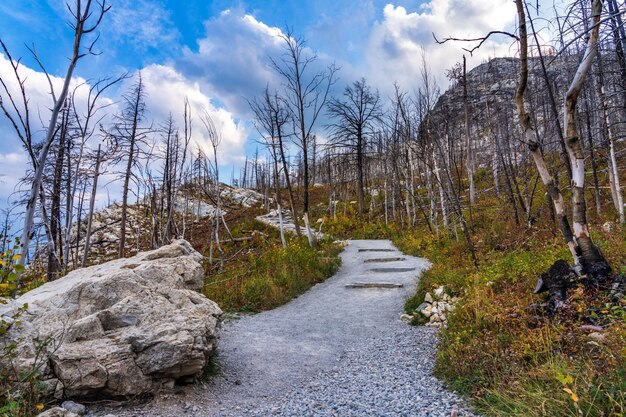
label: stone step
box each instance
[363,257,405,263]
[357,248,396,252]
[345,282,404,289]
[369,267,416,273]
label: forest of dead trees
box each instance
[0,0,625,287]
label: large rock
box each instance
[36,407,79,417]
[0,240,222,399]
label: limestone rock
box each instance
[588,332,606,342]
[37,408,79,417]
[1,240,222,400]
[434,286,445,299]
[219,185,263,208]
[602,221,615,233]
[61,401,86,415]
[415,302,431,313]
[424,292,434,303]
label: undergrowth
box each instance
[319,194,626,417]
[393,213,626,416]
[203,227,342,312]
[1,233,46,417]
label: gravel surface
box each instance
[94,240,479,417]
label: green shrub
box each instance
[1,233,45,417]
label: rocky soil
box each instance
[40,184,264,268]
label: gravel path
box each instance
[97,240,479,417]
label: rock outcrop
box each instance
[0,240,222,399]
[43,184,263,268]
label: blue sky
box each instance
[0,0,519,208]
[0,0,426,72]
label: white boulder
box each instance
[0,240,222,400]
[434,286,445,298]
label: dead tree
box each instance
[515,0,611,284]
[108,73,149,258]
[201,111,229,270]
[327,78,382,216]
[64,75,124,269]
[249,87,291,247]
[436,0,612,281]
[0,0,110,267]
[81,143,104,267]
[270,29,337,246]
[559,0,611,279]
[462,56,475,215]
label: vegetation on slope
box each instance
[318,194,625,417]
[202,217,342,312]
[398,218,624,416]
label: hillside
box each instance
[2,1,626,416]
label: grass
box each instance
[4,180,625,417]
[202,221,343,312]
[389,210,626,417]
[316,188,626,417]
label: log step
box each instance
[345,282,404,289]
[357,248,396,252]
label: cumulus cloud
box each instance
[0,52,101,207]
[0,53,249,206]
[365,1,518,92]
[174,8,357,155]
[0,52,95,118]
[139,64,249,167]
[177,9,286,117]
[0,152,27,202]
[172,1,519,113]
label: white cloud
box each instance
[0,50,248,209]
[178,9,286,117]
[0,53,94,139]
[0,52,101,210]
[0,152,27,202]
[172,1,520,114]
[365,1,518,91]
[174,8,354,159]
[140,64,249,167]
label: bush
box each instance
[0,233,45,417]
